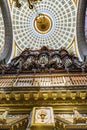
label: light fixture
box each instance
[14,0,42,9]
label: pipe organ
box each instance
[0,47,87,130]
[0,74,87,88]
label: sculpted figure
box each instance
[0,108,9,124]
[73,107,87,124]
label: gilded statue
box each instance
[0,108,9,124]
[73,107,87,124]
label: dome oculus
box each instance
[34,14,52,34]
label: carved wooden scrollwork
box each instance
[0,46,87,74]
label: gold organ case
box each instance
[0,47,87,130]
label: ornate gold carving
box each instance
[0,108,9,124]
[37,109,47,122]
[80,92,86,100]
[42,93,48,100]
[31,107,55,130]
[73,107,87,124]
[33,93,39,100]
[14,93,21,101]
[16,123,19,128]
[61,93,66,100]
[24,93,30,100]
[5,94,10,101]
[15,0,21,8]
[0,115,28,129]
[52,93,57,100]
[70,92,76,100]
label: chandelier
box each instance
[15,0,42,9]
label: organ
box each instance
[0,46,87,130]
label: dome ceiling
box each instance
[0,0,80,61]
[12,0,77,51]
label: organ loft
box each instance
[0,0,87,130]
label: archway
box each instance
[0,0,13,63]
[77,0,87,61]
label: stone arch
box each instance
[0,0,13,63]
[77,0,87,60]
